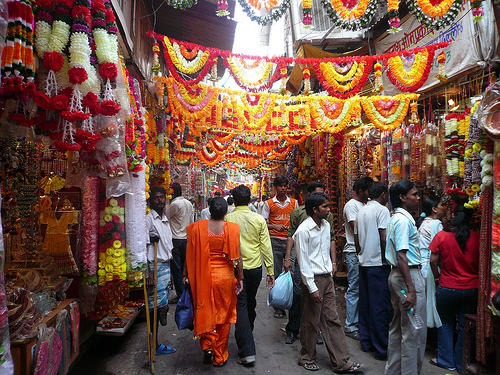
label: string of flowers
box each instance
[408,0,462,30]
[224,55,283,92]
[82,176,100,282]
[319,0,378,31]
[471,0,484,22]
[236,0,291,25]
[387,0,402,33]
[302,0,312,25]
[361,94,419,131]
[309,97,361,133]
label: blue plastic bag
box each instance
[267,271,293,310]
[175,285,194,331]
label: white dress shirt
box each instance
[146,210,173,262]
[200,207,211,220]
[166,196,194,239]
[293,216,333,294]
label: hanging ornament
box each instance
[217,0,230,16]
[280,67,288,94]
[236,0,291,25]
[471,0,484,22]
[302,0,312,26]
[303,66,311,94]
[407,0,462,30]
[387,0,401,33]
[373,62,384,93]
[152,42,161,73]
[410,102,419,124]
[436,51,448,82]
[319,0,378,31]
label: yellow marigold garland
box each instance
[318,60,369,94]
[387,49,428,87]
[361,94,419,131]
[164,36,210,74]
[308,97,360,133]
[329,0,371,20]
[416,0,453,17]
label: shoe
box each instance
[345,331,360,340]
[203,349,213,364]
[301,362,319,371]
[317,331,324,345]
[158,305,169,326]
[156,344,176,355]
[429,358,456,371]
[285,332,297,344]
[335,363,363,373]
[237,355,255,366]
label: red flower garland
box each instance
[68,67,89,85]
[222,57,284,93]
[43,51,65,72]
[100,100,121,116]
[98,62,118,81]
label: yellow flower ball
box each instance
[104,214,112,222]
[109,198,118,207]
[113,240,122,249]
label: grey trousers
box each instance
[271,237,287,314]
[299,275,353,372]
[385,268,427,375]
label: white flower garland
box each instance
[171,41,207,72]
[93,29,119,65]
[47,20,70,54]
[35,20,51,57]
[480,150,493,191]
[68,32,99,95]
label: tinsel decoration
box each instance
[81,176,100,281]
[436,51,447,82]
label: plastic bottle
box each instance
[400,290,424,329]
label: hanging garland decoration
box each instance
[387,0,402,33]
[408,0,462,30]
[471,0,484,22]
[236,0,291,25]
[383,44,444,92]
[308,97,361,133]
[234,92,278,130]
[361,94,419,131]
[162,36,217,85]
[312,58,373,99]
[223,54,283,92]
[166,0,198,9]
[248,0,279,11]
[302,0,313,25]
[319,0,378,31]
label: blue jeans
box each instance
[436,285,478,373]
[344,252,359,333]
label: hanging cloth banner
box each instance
[150,31,449,96]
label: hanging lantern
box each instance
[436,51,448,82]
[303,66,311,94]
[374,62,384,93]
[217,0,230,16]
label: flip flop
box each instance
[429,358,456,371]
[156,344,176,355]
[302,362,319,371]
[335,363,363,373]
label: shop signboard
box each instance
[375,1,498,95]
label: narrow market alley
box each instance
[69,278,467,375]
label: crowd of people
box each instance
[144,176,479,374]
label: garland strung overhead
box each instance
[408,0,462,30]
[319,0,379,31]
[235,0,291,25]
[162,75,419,135]
[150,32,450,96]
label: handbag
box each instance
[174,285,194,331]
[267,271,293,310]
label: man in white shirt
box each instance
[294,193,362,373]
[200,198,212,220]
[342,176,373,339]
[354,182,392,361]
[146,186,176,354]
[166,182,194,300]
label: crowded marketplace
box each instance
[0,0,499,373]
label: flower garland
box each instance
[471,0,484,22]
[361,94,419,131]
[82,176,100,282]
[166,0,198,9]
[224,55,283,92]
[319,0,378,31]
[384,48,434,92]
[302,0,312,25]
[309,97,360,133]
[313,58,373,99]
[167,78,218,121]
[249,0,279,11]
[236,93,278,129]
[408,0,462,29]
[236,0,291,25]
[387,0,401,33]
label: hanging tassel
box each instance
[280,67,288,95]
[374,62,384,93]
[436,52,448,82]
[302,0,312,26]
[216,0,230,16]
[410,102,418,125]
[387,0,401,33]
[303,66,311,94]
[471,0,484,22]
[152,43,161,74]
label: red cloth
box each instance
[429,230,480,289]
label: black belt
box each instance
[315,273,331,277]
[392,265,422,270]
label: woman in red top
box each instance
[429,203,479,373]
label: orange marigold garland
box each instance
[320,0,378,31]
[408,0,462,29]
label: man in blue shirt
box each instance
[385,180,426,375]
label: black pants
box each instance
[171,238,187,297]
[286,258,302,335]
[235,267,262,358]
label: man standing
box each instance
[257,195,268,215]
[385,180,426,375]
[262,176,298,319]
[294,193,362,373]
[354,182,392,360]
[342,176,373,339]
[146,186,176,354]
[283,182,335,345]
[200,198,212,220]
[166,182,194,301]
[225,185,275,366]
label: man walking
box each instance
[166,182,194,301]
[225,185,275,366]
[146,186,176,354]
[262,176,298,319]
[385,180,426,375]
[294,193,362,373]
[283,181,335,345]
[354,182,392,360]
[342,176,373,339]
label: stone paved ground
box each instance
[69,275,494,375]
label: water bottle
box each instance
[400,290,424,329]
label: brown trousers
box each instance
[299,274,353,372]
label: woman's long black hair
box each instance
[444,203,474,252]
[416,195,441,229]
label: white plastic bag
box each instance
[267,271,293,310]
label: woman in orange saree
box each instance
[184,197,243,366]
